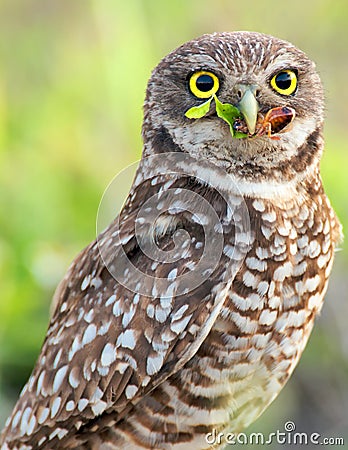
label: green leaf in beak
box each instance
[214,95,247,138]
[184,95,248,139]
[185,97,213,119]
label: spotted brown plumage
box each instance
[0,31,342,449]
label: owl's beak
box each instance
[237,86,260,135]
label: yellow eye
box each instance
[188,71,219,99]
[270,70,297,96]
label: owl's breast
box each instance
[197,188,338,431]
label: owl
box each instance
[0,31,342,450]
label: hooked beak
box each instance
[237,85,260,135]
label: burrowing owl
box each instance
[0,31,342,450]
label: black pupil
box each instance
[196,74,214,92]
[275,71,293,90]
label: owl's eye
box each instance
[270,70,298,96]
[188,71,220,99]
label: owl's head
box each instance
[142,32,324,183]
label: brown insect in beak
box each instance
[233,106,296,139]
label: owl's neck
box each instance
[142,123,323,201]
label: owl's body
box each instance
[0,32,341,449]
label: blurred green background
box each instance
[0,0,347,448]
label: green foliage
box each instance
[0,0,347,438]
[185,96,248,138]
[185,97,213,119]
[214,95,247,138]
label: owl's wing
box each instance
[1,173,246,449]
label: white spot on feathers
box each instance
[170,314,192,334]
[82,324,97,346]
[252,199,265,212]
[105,294,116,307]
[26,414,36,436]
[91,400,107,416]
[53,365,68,394]
[66,400,75,411]
[36,370,46,396]
[50,396,61,418]
[68,367,80,389]
[125,385,138,399]
[77,399,89,412]
[117,329,136,349]
[37,407,49,425]
[101,343,116,366]
[122,305,136,327]
[146,353,164,375]
[81,275,91,291]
